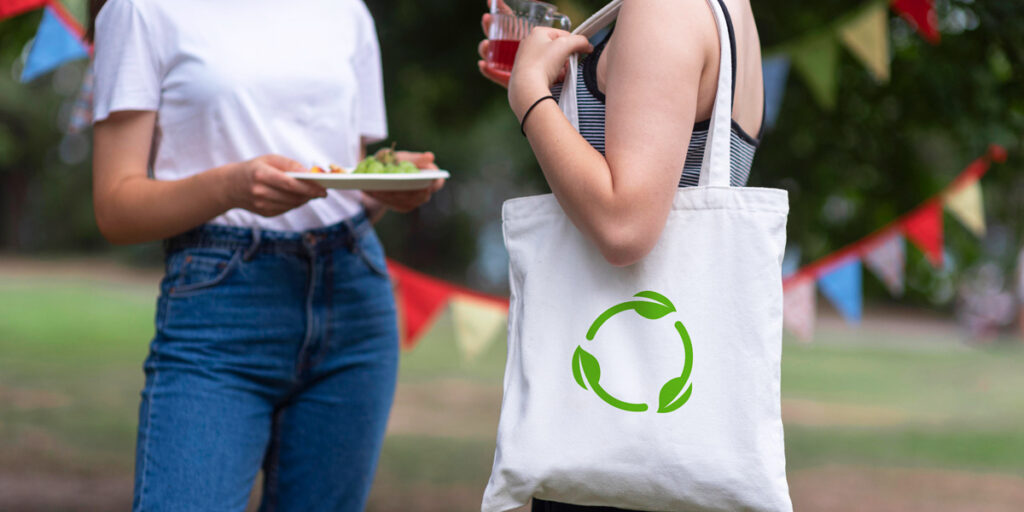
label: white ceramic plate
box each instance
[290,170,449,190]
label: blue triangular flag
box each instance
[782,246,801,278]
[817,257,862,324]
[762,55,790,129]
[21,6,89,82]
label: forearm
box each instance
[514,86,631,242]
[95,165,235,245]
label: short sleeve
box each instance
[92,0,162,123]
[352,1,388,143]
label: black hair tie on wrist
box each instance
[520,95,556,136]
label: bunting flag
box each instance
[762,56,790,129]
[838,2,891,82]
[388,262,455,348]
[818,257,863,324]
[788,32,839,109]
[388,147,1001,348]
[67,61,94,133]
[387,260,509,354]
[450,295,508,362]
[762,0,942,115]
[863,233,906,296]
[901,200,944,267]
[0,0,46,18]
[944,180,986,237]
[782,246,801,278]
[783,278,816,342]
[21,4,90,82]
[781,146,1002,338]
[890,0,941,45]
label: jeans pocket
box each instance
[352,230,389,278]
[167,247,243,297]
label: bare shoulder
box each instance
[613,0,718,58]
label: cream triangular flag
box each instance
[838,3,891,82]
[449,295,508,363]
[945,180,986,237]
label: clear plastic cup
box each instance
[487,0,571,72]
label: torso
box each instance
[568,0,764,187]
[105,0,383,232]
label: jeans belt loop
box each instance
[243,226,262,261]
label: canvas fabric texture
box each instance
[482,1,793,510]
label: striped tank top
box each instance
[554,0,762,188]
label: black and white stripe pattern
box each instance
[553,64,757,188]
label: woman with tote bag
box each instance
[477,0,792,510]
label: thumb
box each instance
[263,154,308,173]
[555,34,593,56]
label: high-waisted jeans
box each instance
[133,212,398,511]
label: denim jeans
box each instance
[133,212,399,511]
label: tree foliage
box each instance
[0,0,1022,304]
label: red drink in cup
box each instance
[487,0,570,72]
[487,40,521,71]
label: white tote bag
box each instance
[482,0,792,510]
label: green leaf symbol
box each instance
[572,346,588,390]
[578,347,601,384]
[633,291,676,315]
[657,321,695,414]
[657,376,693,413]
[585,291,677,340]
[571,345,648,412]
[575,291,690,414]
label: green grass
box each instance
[2,274,1023,488]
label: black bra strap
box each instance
[581,0,765,140]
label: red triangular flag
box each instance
[0,0,47,19]
[988,144,1007,164]
[890,0,940,44]
[901,200,944,267]
[388,261,455,349]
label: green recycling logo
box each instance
[571,291,694,413]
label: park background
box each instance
[2,0,1024,510]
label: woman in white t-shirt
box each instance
[88,0,441,509]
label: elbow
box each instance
[592,223,659,268]
[94,207,135,246]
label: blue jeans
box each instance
[133,213,399,511]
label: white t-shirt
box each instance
[93,0,387,232]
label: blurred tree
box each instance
[0,4,98,253]
[368,0,1024,302]
[0,0,1021,304]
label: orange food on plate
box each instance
[303,164,348,174]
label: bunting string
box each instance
[780,145,1006,341]
[2,0,999,352]
[762,0,941,126]
[388,144,1004,354]
[1,0,92,83]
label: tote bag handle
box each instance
[558,0,735,188]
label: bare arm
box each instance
[506,1,710,266]
[92,110,327,245]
